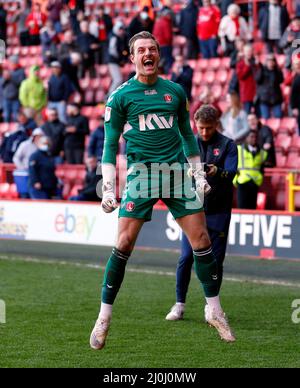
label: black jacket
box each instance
[178,0,198,40]
[108,33,128,65]
[255,65,283,105]
[64,114,89,150]
[259,4,290,41]
[256,123,276,168]
[29,149,57,192]
[197,132,238,220]
[79,167,102,201]
[88,126,105,161]
[171,65,193,101]
[290,74,300,111]
[0,129,28,163]
[0,6,7,41]
[42,120,65,156]
[2,68,26,100]
[48,73,73,102]
[128,16,154,39]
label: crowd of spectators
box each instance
[0,0,298,206]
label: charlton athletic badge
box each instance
[213,148,220,156]
[126,202,135,212]
[164,94,173,103]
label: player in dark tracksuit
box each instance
[166,105,238,320]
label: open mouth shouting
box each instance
[143,58,155,71]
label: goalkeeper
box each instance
[90,32,235,350]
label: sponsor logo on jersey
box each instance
[164,94,173,103]
[138,114,174,131]
[105,107,111,122]
[126,202,135,212]
[213,148,220,156]
[145,89,157,96]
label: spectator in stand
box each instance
[58,30,79,61]
[70,157,101,202]
[259,0,290,54]
[0,110,35,163]
[13,127,45,198]
[40,20,60,64]
[12,1,31,46]
[128,7,154,40]
[221,91,248,143]
[26,2,47,46]
[61,51,82,92]
[28,136,58,200]
[153,8,174,74]
[290,55,300,136]
[236,44,259,114]
[107,21,129,96]
[47,0,63,33]
[89,6,113,64]
[247,113,276,167]
[19,65,47,123]
[170,55,193,101]
[228,38,245,94]
[68,0,85,34]
[297,0,300,16]
[139,0,155,21]
[48,61,73,124]
[76,19,99,78]
[233,130,268,209]
[178,0,199,60]
[88,115,105,162]
[218,3,249,56]
[280,15,300,69]
[197,0,221,59]
[1,56,26,123]
[64,103,89,164]
[42,108,65,163]
[255,54,284,119]
[190,86,222,132]
[13,127,44,171]
[0,2,7,44]
[60,3,71,31]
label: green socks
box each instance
[193,246,219,298]
[102,248,130,304]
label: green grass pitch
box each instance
[0,251,300,368]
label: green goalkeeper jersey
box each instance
[102,76,199,167]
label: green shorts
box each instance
[119,165,203,221]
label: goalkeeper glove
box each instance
[188,166,212,197]
[102,182,118,213]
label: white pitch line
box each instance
[1,255,300,289]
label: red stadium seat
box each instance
[9,183,19,199]
[266,118,281,134]
[193,71,202,86]
[291,134,300,151]
[215,69,229,85]
[280,117,297,135]
[198,59,209,71]
[275,134,292,154]
[202,71,215,84]
[286,152,300,168]
[256,192,266,210]
[90,119,100,131]
[275,151,287,168]
[84,90,95,105]
[0,183,10,199]
[211,84,222,100]
[69,184,83,198]
[209,58,221,71]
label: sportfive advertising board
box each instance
[0,201,299,260]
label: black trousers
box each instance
[64,149,84,165]
[237,180,258,210]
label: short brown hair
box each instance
[129,31,160,55]
[194,104,219,123]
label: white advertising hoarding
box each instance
[0,201,118,246]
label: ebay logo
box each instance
[55,208,96,241]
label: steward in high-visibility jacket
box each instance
[233,130,268,209]
[234,144,268,187]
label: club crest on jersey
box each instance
[164,94,173,103]
[126,202,135,212]
[145,89,157,96]
[213,148,220,156]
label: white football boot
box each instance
[90,316,111,350]
[165,304,185,321]
[204,305,236,343]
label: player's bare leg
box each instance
[90,218,144,350]
[172,213,235,342]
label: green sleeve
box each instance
[177,86,200,158]
[102,95,126,165]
